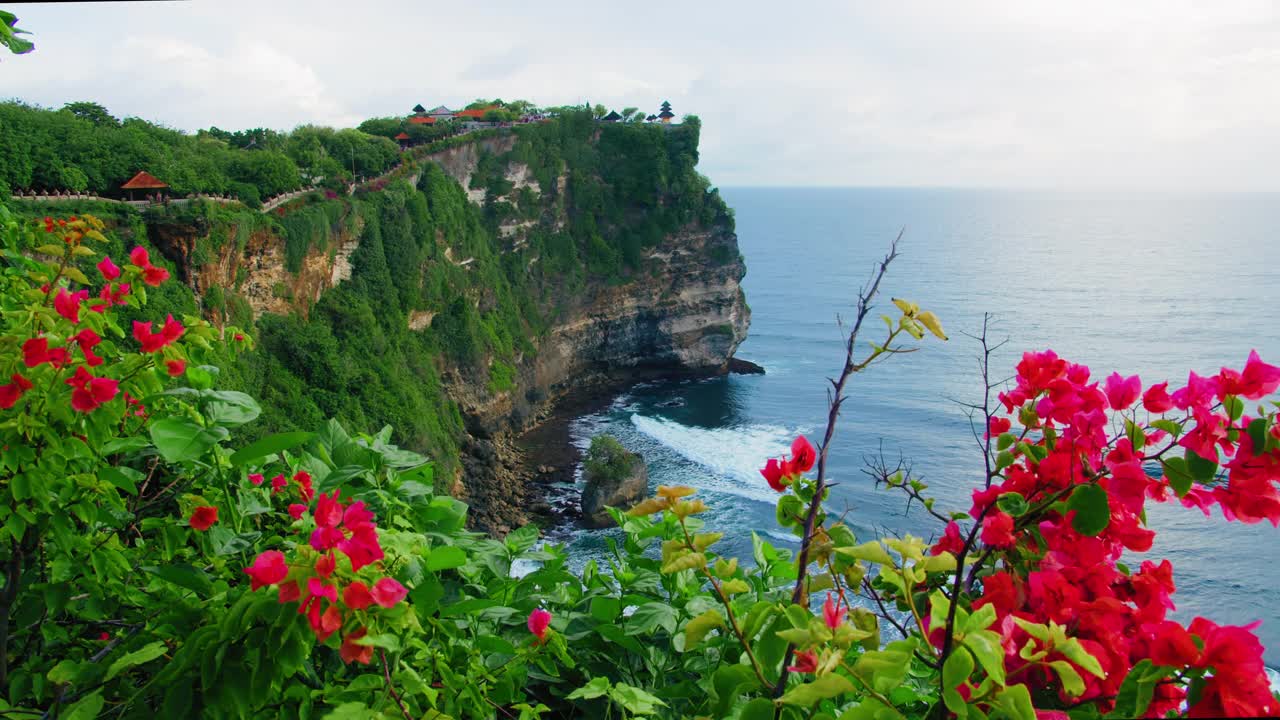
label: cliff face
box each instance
[153,119,748,534]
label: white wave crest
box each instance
[629,414,802,505]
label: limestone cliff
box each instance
[146,117,749,534]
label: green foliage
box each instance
[583,434,636,484]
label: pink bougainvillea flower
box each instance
[165,359,186,376]
[248,473,264,486]
[1235,350,1280,400]
[288,503,307,520]
[1104,372,1141,410]
[929,520,965,556]
[294,470,314,502]
[786,649,819,674]
[243,550,288,590]
[53,288,89,325]
[1171,371,1220,411]
[790,436,816,473]
[338,524,384,571]
[371,578,407,608]
[189,505,218,531]
[986,416,1011,439]
[129,246,150,267]
[307,577,338,605]
[96,255,121,280]
[760,458,787,492]
[1142,382,1174,413]
[340,627,373,665]
[343,581,374,610]
[311,603,342,642]
[822,593,846,630]
[270,474,288,493]
[527,608,552,642]
[70,329,104,367]
[980,511,1016,548]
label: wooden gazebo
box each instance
[395,132,411,150]
[120,171,168,201]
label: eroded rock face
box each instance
[581,448,648,528]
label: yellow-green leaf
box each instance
[684,609,725,648]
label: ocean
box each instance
[544,187,1280,671]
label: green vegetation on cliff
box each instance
[1,108,735,491]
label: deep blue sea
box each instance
[548,187,1280,672]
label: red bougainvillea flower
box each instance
[98,631,110,642]
[65,367,119,412]
[54,288,89,325]
[129,246,150,267]
[132,315,184,353]
[243,550,288,590]
[142,265,170,286]
[987,416,1011,439]
[1235,349,1280,399]
[1142,382,1174,413]
[343,581,374,610]
[96,256,121,281]
[278,581,301,603]
[165,358,186,376]
[760,458,787,492]
[1186,617,1278,717]
[189,505,218,531]
[786,649,819,674]
[288,503,307,520]
[929,520,965,556]
[270,474,288,493]
[248,473,264,486]
[340,627,373,665]
[0,374,34,409]
[371,578,407,608]
[234,333,245,342]
[299,578,343,641]
[822,593,847,630]
[1104,372,1141,410]
[980,511,1016,548]
[70,329,104,367]
[315,552,336,578]
[22,338,71,369]
[527,608,552,642]
[790,436,816,473]
[294,470,315,502]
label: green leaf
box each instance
[1161,457,1194,498]
[1223,395,1244,421]
[504,525,539,554]
[1105,659,1167,719]
[835,541,893,566]
[61,690,104,720]
[943,647,975,715]
[683,609,725,648]
[1050,660,1085,697]
[1184,449,1218,482]
[105,641,167,681]
[779,673,855,707]
[996,432,1016,451]
[712,665,759,717]
[149,417,224,464]
[229,431,314,467]
[566,676,611,700]
[964,603,998,633]
[628,602,677,636]
[1058,638,1105,678]
[1247,418,1270,453]
[589,596,621,623]
[962,630,1007,687]
[1066,484,1110,536]
[100,466,141,496]
[426,545,467,571]
[143,563,213,596]
[738,698,778,720]
[204,390,261,427]
[991,683,1035,720]
[609,682,666,715]
[996,492,1029,517]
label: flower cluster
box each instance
[243,486,401,664]
[950,349,1280,716]
[760,435,817,492]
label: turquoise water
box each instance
[550,187,1280,667]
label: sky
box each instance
[3,0,1280,190]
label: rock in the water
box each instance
[581,435,648,528]
[728,357,766,375]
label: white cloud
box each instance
[1,0,1279,190]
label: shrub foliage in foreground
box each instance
[0,212,1277,718]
